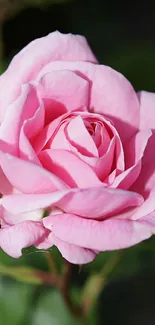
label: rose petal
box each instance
[138,91,155,130]
[38,61,139,143]
[66,115,98,157]
[19,125,41,164]
[125,129,152,168]
[140,212,155,232]
[112,129,152,189]
[52,234,96,264]
[21,96,45,140]
[0,32,97,121]
[1,187,143,219]
[2,207,44,225]
[33,112,69,154]
[56,187,143,218]
[0,151,68,193]
[70,136,115,181]
[39,149,102,188]
[0,84,39,155]
[90,66,139,144]
[43,213,152,251]
[1,191,67,214]
[131,132,155,198]
[97,123,111,156]
[19,102,45,164]
[111,163,142,190]
[0,168,13,195]
[36,232,96,264]
[38,70,89,123]
[131,189,155,220]
[0,221,46,258]
[49,122,70,151]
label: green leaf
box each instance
[0,279,32,325]
[31,290,79,325]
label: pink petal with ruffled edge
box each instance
[39,149,102,188]
[56,188,143,218]
[131,133,155,198]
[66,115,98,157]
[0,221,47,258]
[0,151,68,193]
[37,232,96,264]
[138,91,155,130]
[38,70,89,123]
[2,187,143,219]
[38,61,139,143]
[43,213,152,251]
[97,123,111,156]
[112,129,152,189]
[2,206,44,225]
[19,102,45,164]
[68,137,115,181]
[0,32,97,121]
[131,189,155,220]
[49,122,70,151]
[1,191,67,214]
[0,84,39,155]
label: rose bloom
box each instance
[0,31,154,264]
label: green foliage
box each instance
[31,290,79,325]
[1,237,155,325]
[0,279,32,325]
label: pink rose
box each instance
[0,31,155,264]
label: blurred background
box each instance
[0,0,155,324]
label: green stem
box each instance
[59,260,82,318]
[45,251,57,276]
[45,253,83,319]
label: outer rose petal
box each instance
[140,211,155,232]
[131,189,155,220]
[0,151,68,193]
[37,232,96,264]
[43,214,152,251]
[0,221,47,258]
[19,102,45,164]
[2,207,44,225]
[56,187,143,218]
[138,91,155,130]
[0,31,97,121]
[1,192,68,214]
[1,187,143,218]
[38,61,139,143]
[0,84,40,155]
[52,235,96,264]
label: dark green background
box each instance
[0,1,155,324]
